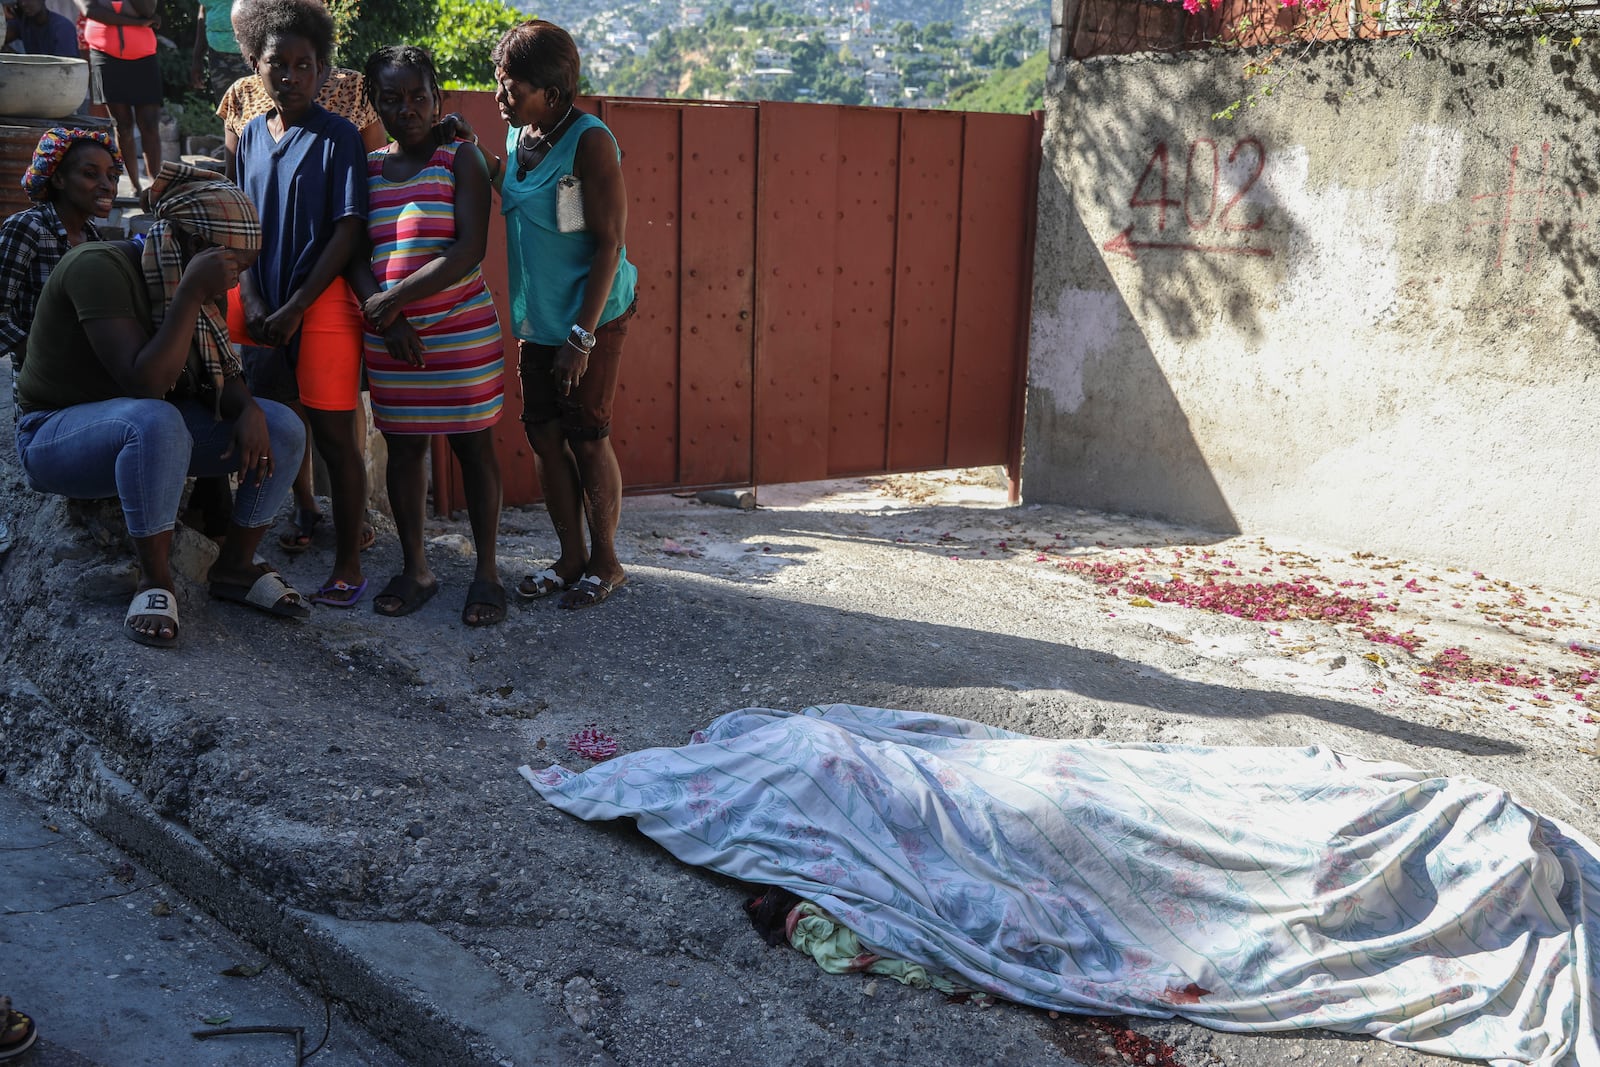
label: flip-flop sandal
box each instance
[123,587,179,647]
[277,507,322,553]
[210,571,312,619]
[1,1002,38,1061]
[373,574,439,618]
[462,578,507,626]
[311,577,369,608]
[516,567,568,600]
[559,574,619,611]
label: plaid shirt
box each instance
[0,202,103,365]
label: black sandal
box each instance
[373,574,439,618]
[462,578,506,626]
[277,507,322,553]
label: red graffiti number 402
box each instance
[1130,138,1266,233]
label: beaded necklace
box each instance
[515,105,576,182]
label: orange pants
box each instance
[227,278,363,412]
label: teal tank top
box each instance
[500,111,637,346]
[204,1,241,54]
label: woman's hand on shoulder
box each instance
[433,112,478,148]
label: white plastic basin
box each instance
[0,54,90,120]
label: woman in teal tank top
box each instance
[456,20,637,610]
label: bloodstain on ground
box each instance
[1040,1014,1200,1067]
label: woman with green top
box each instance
[190,1,251,102]
[450,19,637,610]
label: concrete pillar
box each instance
[1050,0,1069,63]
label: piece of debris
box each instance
[566,726,619,761]
[695,488,756,510]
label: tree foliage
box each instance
[327,0,522,87]
[970,22,1040,68]
[326,0,438,71]
[428,0,527,88]
[946,47,1047,113]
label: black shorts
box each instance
[518,301,636,441]
[89,49,162,107]
[240,343,300,406]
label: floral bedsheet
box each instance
[521,704,1599,1066]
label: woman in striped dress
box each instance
[349,44,506,625]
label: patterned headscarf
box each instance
[20,127,124,202]
[140,162,261,417]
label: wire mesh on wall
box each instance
[1064,0,1600,58]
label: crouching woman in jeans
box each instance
[13,163,311,648]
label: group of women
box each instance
[0,3,638,647]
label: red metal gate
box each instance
[433,92,1041,511]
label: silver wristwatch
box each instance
[568,324,597,352]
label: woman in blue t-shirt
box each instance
[229,0,369,608]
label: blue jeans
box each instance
[14,397,305,539]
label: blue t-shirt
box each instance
[500,112,636,345]
[236,104,367,311]
[13,10,79,57]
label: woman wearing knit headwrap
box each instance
[13,162,312,648]
[0,128,123,379]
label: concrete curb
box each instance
[76,752,611,1067]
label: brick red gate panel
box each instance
[950,113,1041,470]
[829,108,901,476]
[431,94,1037,514]
[592,100,682,490]
[677,104,758,488]
[755,102,839,486]
[888,111,964,472]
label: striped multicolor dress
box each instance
[363,142,504,434]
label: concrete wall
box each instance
[1026,34,1599,595]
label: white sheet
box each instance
[523,704,1599,1066]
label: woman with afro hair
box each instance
[227,0,371,607]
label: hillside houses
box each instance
[565,0,1044,109]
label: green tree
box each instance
[997,22,1038,68]
[427,0,525,88]
[687,65,732,99]
[944,47,1046,114]
[327,0,525,88]
[328,0,438,70]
